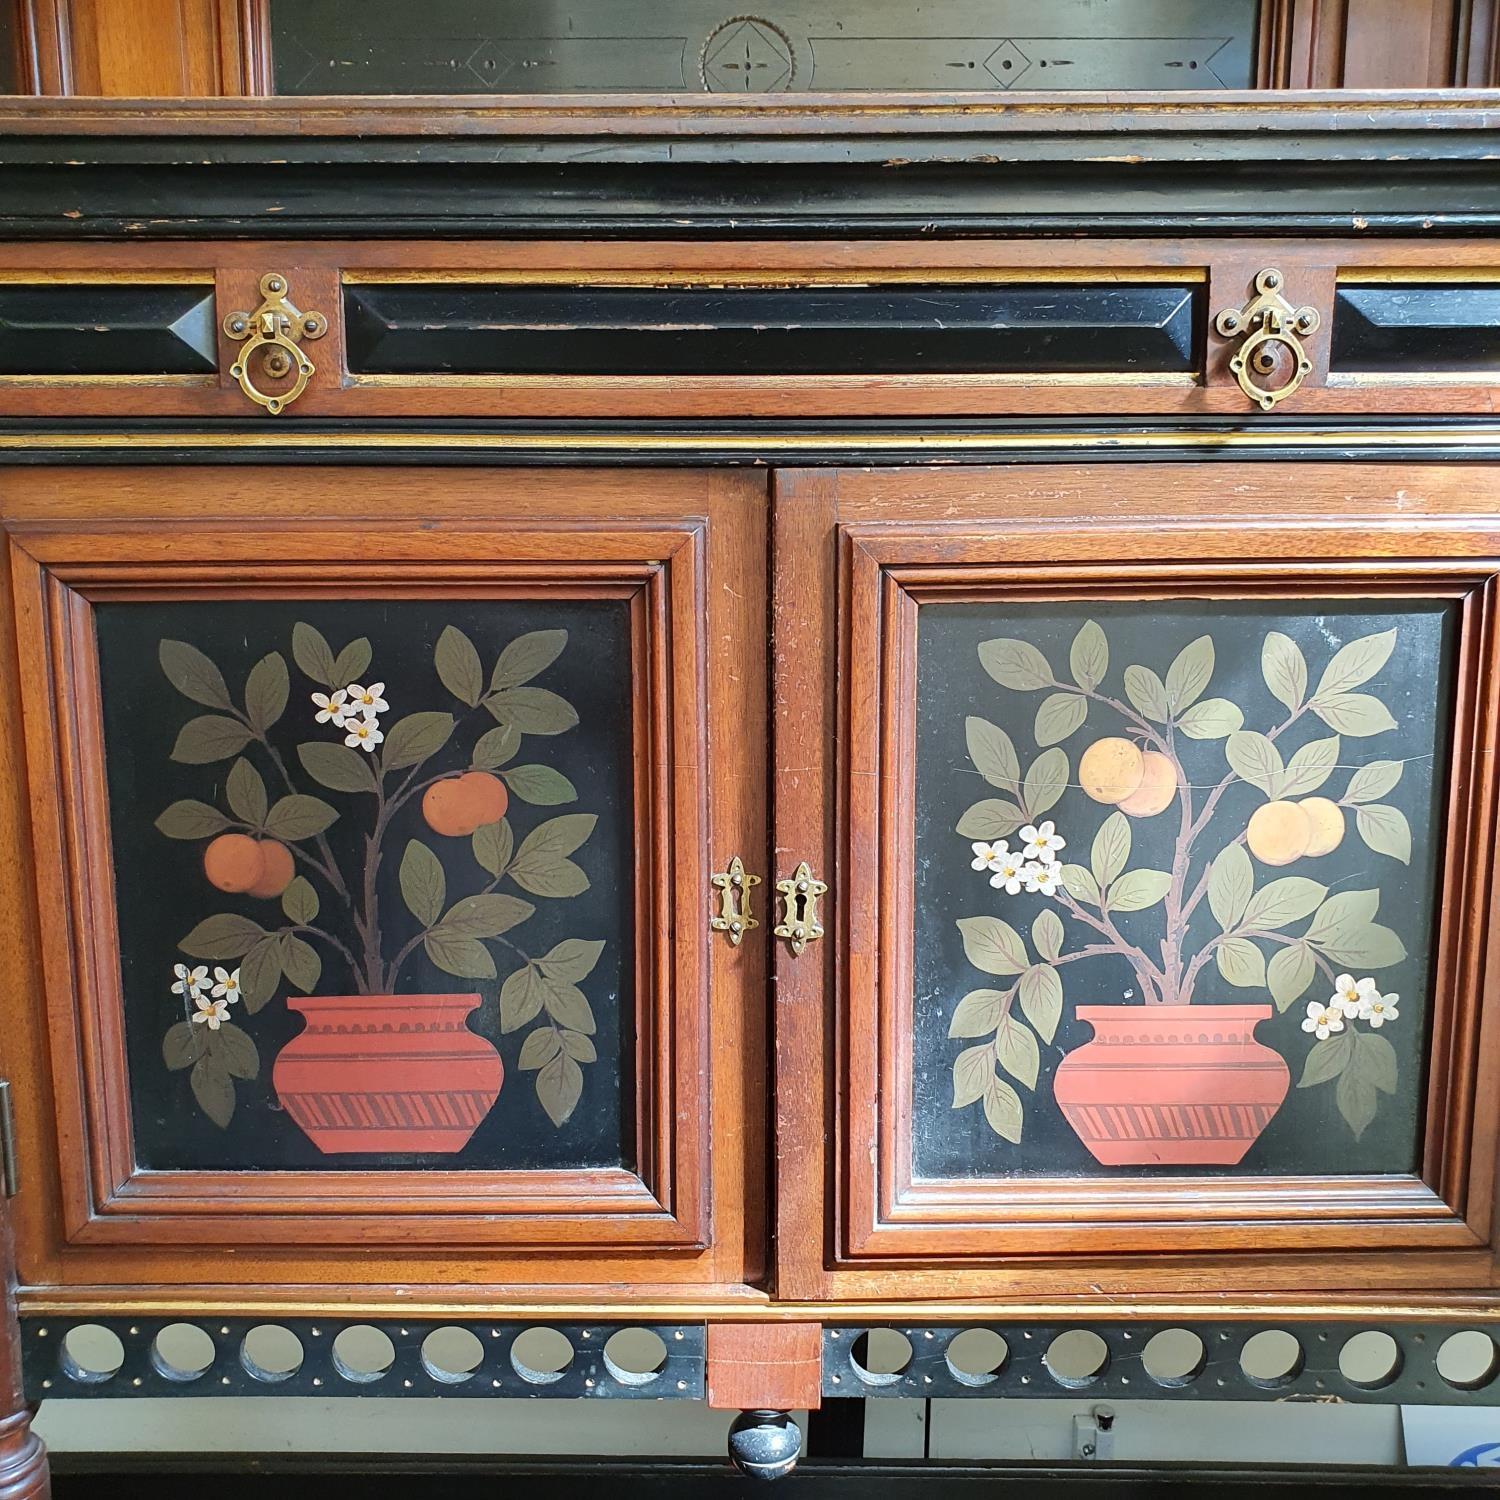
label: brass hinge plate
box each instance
[0,1081,16,1198]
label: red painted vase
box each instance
[272,994,503,1155]
[1053,1004,1290,1167]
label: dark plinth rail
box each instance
[0,283,218,376]
[343,281,1199,377]
[1332,283,1500,373]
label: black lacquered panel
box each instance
[0,284,218,376]
[345,282,1199,377]
[1332,283,1500,374]
[271,0,1254,94]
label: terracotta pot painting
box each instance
[95,600,635,1171]
[913,600,1454,1176]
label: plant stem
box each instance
[1054,889,1164,1004]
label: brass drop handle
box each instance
[773,861,827,957]
[223,272,328,416]
[1213,267,1321,412]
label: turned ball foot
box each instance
[727,1408,801,1481]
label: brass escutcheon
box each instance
[710,855,762,946]
[773,861,827,957]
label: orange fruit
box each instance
[1079,737,1146,804]
[246,839,294,898]
[423,777,476,837]
[1247,800,1313,866]
[204,833,265,893]
[1117,750,1177,818]
[459,770,508,827]
[1299,797,1346,858]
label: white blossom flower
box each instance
[1023,860,1063,897]
[345,718,385,753]
[1363,992,1400,1027]
[210,966,241,1004]
[1332,973,1379,1018]
[170,963,209,999]
[970,840,1008,872]
[191,994,230,1030]
[1302,999,1346,1040]
[1020,820,1066,861]
[345,681,388,718]
[988,848,1027,895]
[312,689,349,727]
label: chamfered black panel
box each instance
[0,284,218,375]
[344,283,1199,376]
[1332,284,1500,373]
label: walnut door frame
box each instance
[0,465,767,1296]
[772,461,1500,1302]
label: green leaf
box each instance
[1216,936,1267,988]
[535,939,606,983]
[297,740,378,794]
[282,876,319,926]
[965,717,1021,794]
[1279,735,1340,798]
[1032,909,1063,965]
[225,757,268,827]
[502,764,578,806]
[264,795,338,842]
[180,913,265,960]
[212,1022,259,1081]
[1316,628,1397,699]
[243,652,289,734]
[955,799,1027,841]
[1267,940,1317,1012]
[159,640,232,709]
[956,915,1029,977]
[1018,963,1063,1044]
[171,715,253,764]
[155,800,231,840]
[1226,730,1284,798]
[1356,1030,1400,1095]
[1356,804,1412,864]
[951,1043,993,1109]
[538,977,595,1034]
[518,810,599,857]
[436,892,534,940]
[162,1020,205,1071]
[1165,634,1214,713]
[949,989,1006,1039]
[994,1013,1040,1091]
[560,1030,597,1063]
[280,934,321,994]
[1336,1068,1379,1140]
[1317,922,1407,969]
[1122,664,1168,723]
[190,1057,235,1128]
[1312,693,1398,737]
[399,839,446,927]
[1243,876,1328,932]
[1177,698,1244,740]
[536,1051,584,1126]
[978,637,1052,692]
[435,624,484,707]
[1262,631,1308,712]
[472,818,514,879]
[471,724,521,771]
[1305,889,1381,948]
[381,711,455,771]
[1208,843,1254,931]
[1109,868,1172,912]
[486,687,579,736]
[1034,692,1087,747]
[1298,1028,1355,1088]
[518,1027,564,1070]
[983,1075,1024,1143]
[1022,748,1069,818]
[492,629,568,692]
[500,964,544,1032]
[1070,620,1108,692]
[508,814,597,898]
[1090,811,1131,889]
[331,637,372,689]
[291,622,338,687]
[423,931,498,980]
[1059,863,1101,906]
[237,934,283,1013]
[1344,759,1404,804]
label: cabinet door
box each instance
[774,463,1500,1301]
[0,465,765,1294]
